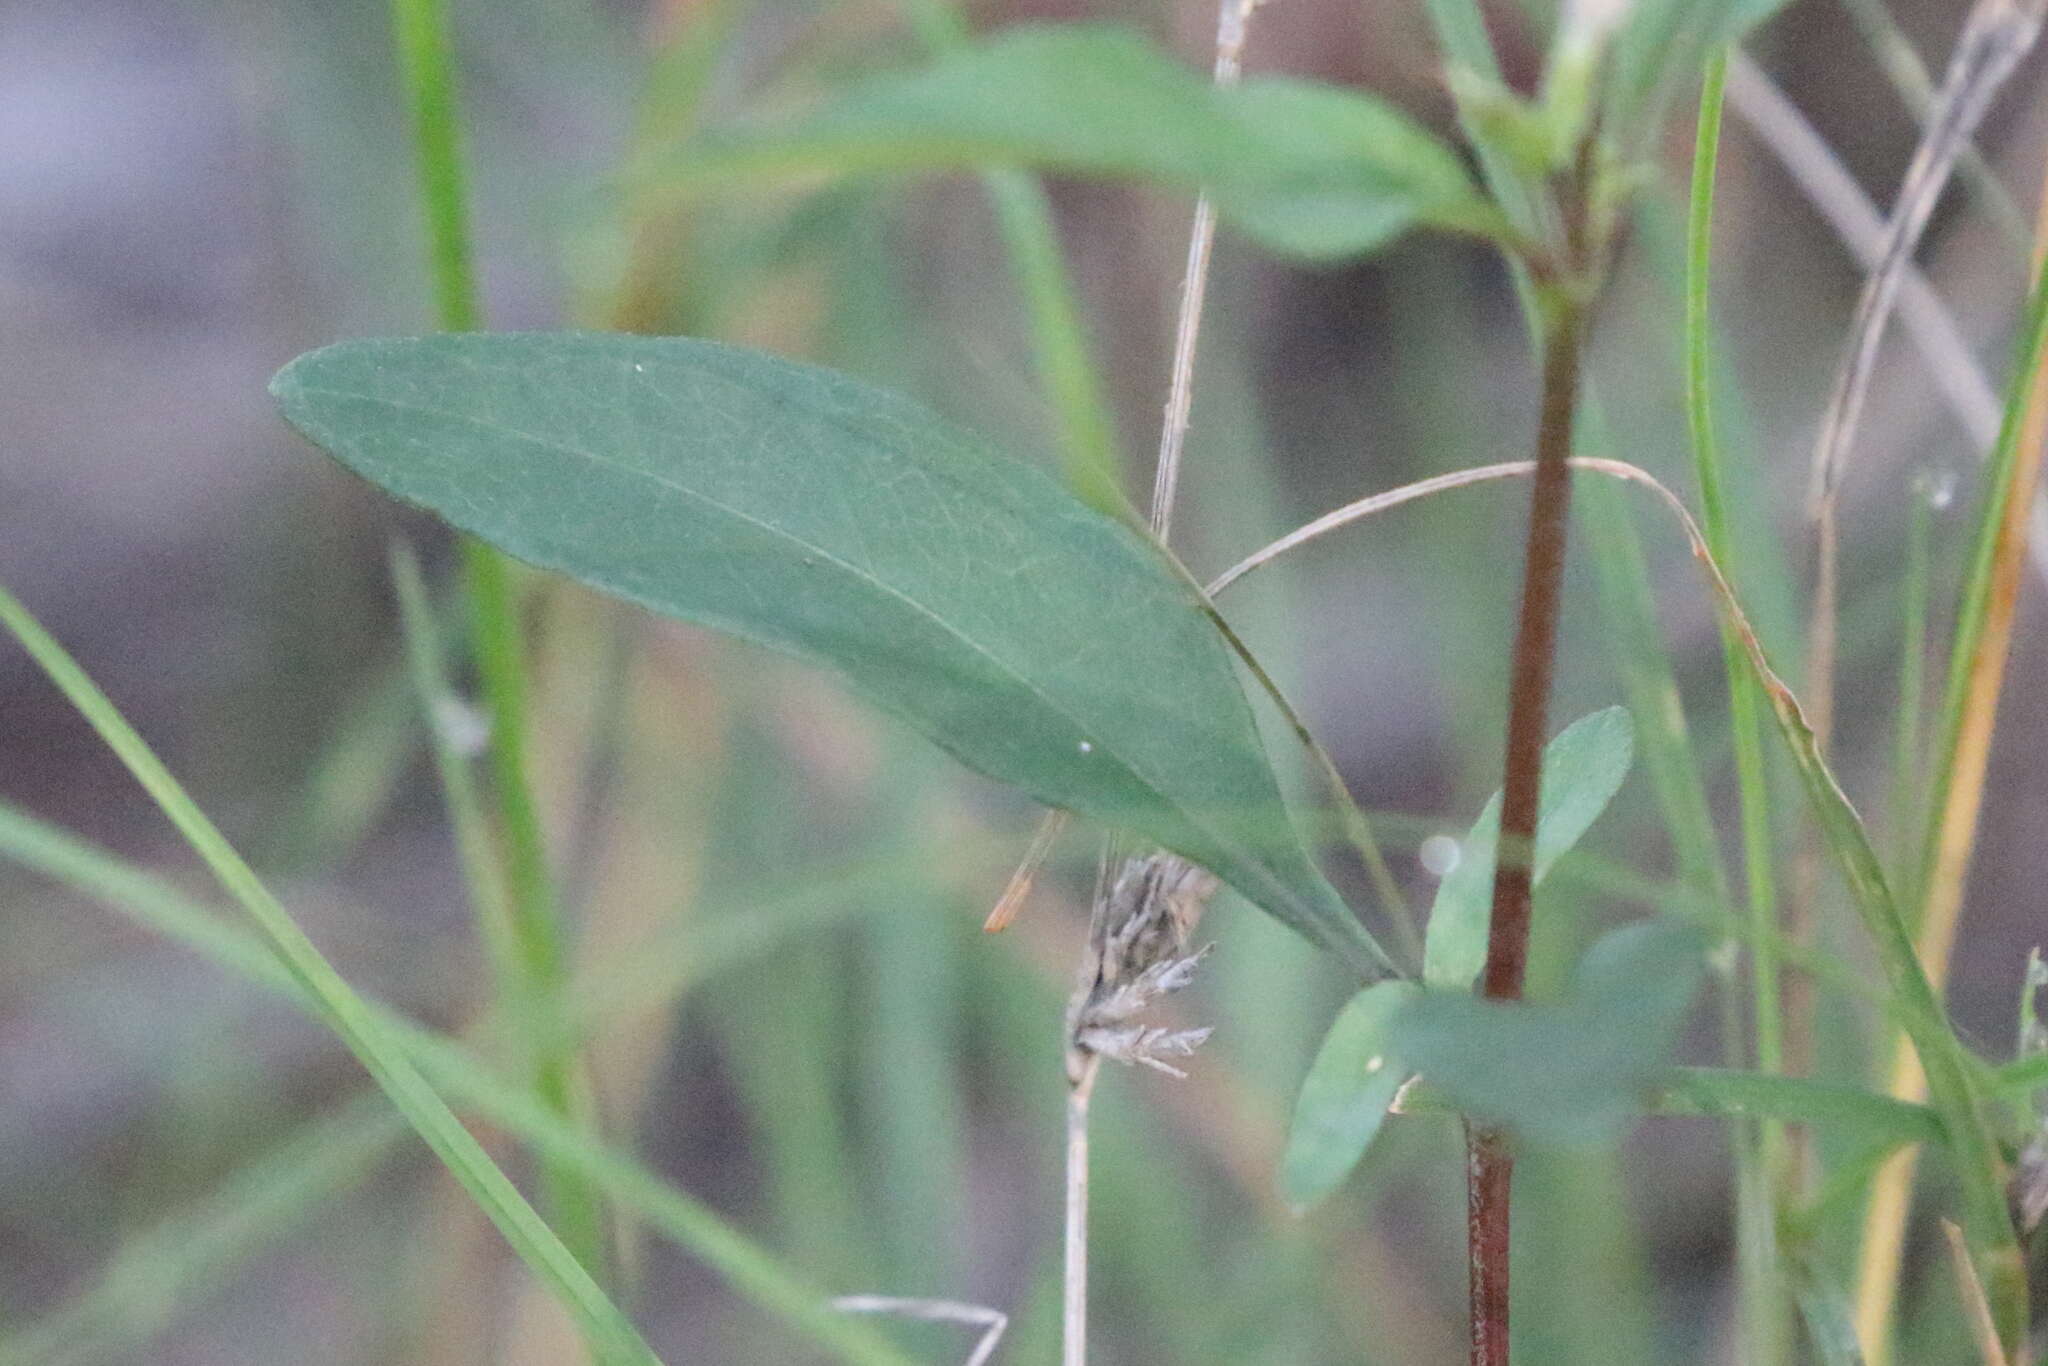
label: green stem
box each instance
[388,0,480,334]
[387,0,607,1287]
[1887,489,1933,888]
[1685,51,1790,1364]
[390,541,522,1009]
[1465,280,1588,1366]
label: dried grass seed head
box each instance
[1067,853,1218,1078]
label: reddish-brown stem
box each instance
[1467,293,1588,1366]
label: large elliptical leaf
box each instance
[649,25,1501,262]
[273,332,1391,978]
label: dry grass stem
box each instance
[831,1296,1009,1366]
[1150,0,1265,540]
[1724,55,2048,588]
[1209,462,1545,595]
[1057,850,1219,1364]
[1062,1053,1100,1366]
[1804,0,2043,521]
[982,809,1068,932]
[987,0,1267,942]
[1211,454,1852,738]
[1061,4,1267,1353]
[1802,0,2041,761]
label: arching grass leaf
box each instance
[648,24,1501,262]
[273,332,1391,977]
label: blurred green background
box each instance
[3,0,2046,1361]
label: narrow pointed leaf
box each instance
[273,332,1389,977]
[1280,980,1420,1210]
[1424,706,1635,989]
[650,25,1499,261]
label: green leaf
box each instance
[1204,77,1497,260]
[1423,705,1635,990]
[649,24,1498,262]
[1393,919,1708,1146]
[273,332,1390,978]
[1604,0,1792,140]
[1280,981,1421,1210]
[1791,1253,1869,1366]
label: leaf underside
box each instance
[273,331,1389,977]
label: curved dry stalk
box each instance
[1804,0,2044,520]
[1214,454,1890,725]
[986,0,1270,946]
[1207,462,1544,595]
[833,1296,1009,1366]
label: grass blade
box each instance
[386,0,606,1281]
[1686,54,1793,1365]
[0,583,660,1364]
[0,800,921,1366]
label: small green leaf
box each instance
[1446,67,1565,180]
[1423,706,1635,990]
[273,332,1391,978]
[1206,77,1501,259]
[1393,919,1708,1146]
[1280,981,1421,1210]
[652,25,1498,261]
